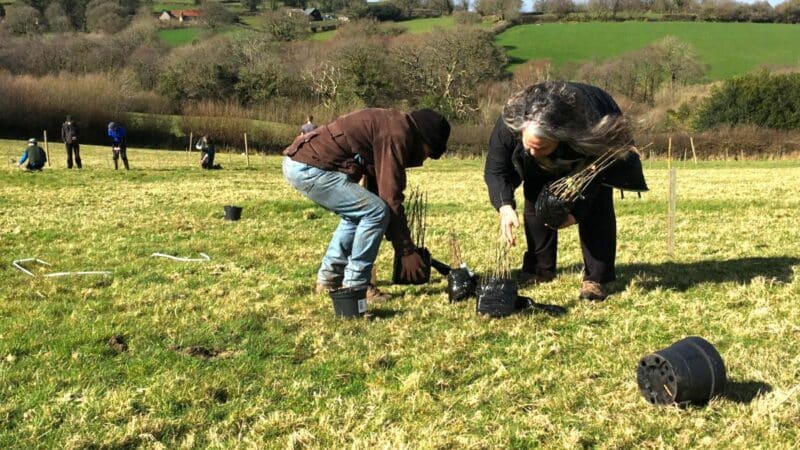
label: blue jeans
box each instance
[283,157,389,288]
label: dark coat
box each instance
[62,121,79,143]
[484,83,647,221]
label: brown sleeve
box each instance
[373,138,414,255]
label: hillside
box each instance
[497,21,800,80]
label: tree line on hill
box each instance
[530,0,800,24]
[1,0,799,155]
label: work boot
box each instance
[579,281,608,301]
[517,270,555,287]
[366,285,391,302]
[315,282,341,294]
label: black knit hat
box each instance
[410,109,450,159]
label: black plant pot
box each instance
[392,247,432,285]
[447,267,477,303]
[534,187,573,228]
[329,286,368,318]
[637,336,727,406]
[476,278,518,317]
[224,205,243,221]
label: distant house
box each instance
[158,9,204,23]
[304,8,323,21]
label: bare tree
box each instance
[3,5,43,35]
[45,1,73,32]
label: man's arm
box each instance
[373,139,414,255]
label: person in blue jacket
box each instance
[107,122,129,170]
[17,138,47,171]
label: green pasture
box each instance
[1,139,800,447]
[497,21,800,80]
[152,1,196,13]
[157,27,201,47]
[308,15,490,42]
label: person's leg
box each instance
[66,143,73,169]
[317,217,357,287]
[121,148,129,170]
[522,196,558,280]
[74,143,81,169]
[578,186,617,284]
[112,149,119,170]
[283,157,389,288]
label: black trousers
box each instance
[66,143,81,168]
[522,185,617,283]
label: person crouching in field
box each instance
[107,122,129,170]
[196,135,220,169]
[283,108,450,301]
[61,115,81,169]
[484,81,648,301]
[17,138,47,171]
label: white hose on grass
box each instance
[150,252,211,262]
[13,258,111,277]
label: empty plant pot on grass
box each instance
[329,286,368,318]
[476,278,518,317]
[224,205,243,221]
[637,336,727,406]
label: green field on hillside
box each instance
[2,139,800,447]
[157,27,201,47]
[497,21,800,80]
[309,15,490,42]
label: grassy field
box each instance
[309,16,491,42]
[2,139,800,448]
[157,27,202,47]
[497,21,800,80]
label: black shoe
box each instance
[517,271,555,287]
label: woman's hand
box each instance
[499,205,519,247]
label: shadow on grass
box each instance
[616,257,800,292]
[367,308,404,320]
[722,379,773,404]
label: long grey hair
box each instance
[502,81,634,158]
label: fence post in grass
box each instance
[667,137,672,171]
[668,168,676,256]
[690,136,697,164]
[44,130,50,167]
[244,133,250,168]
[188,132,193,153]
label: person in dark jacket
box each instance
[283,108,450,301]
[484,81,647,301]
[61,115,81,169]
[196,135,220,169]
[18,138,47,171]
[107,122,129,170]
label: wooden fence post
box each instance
[44,130,51,167]
[244,133,250,168]
[690,136,697,164]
